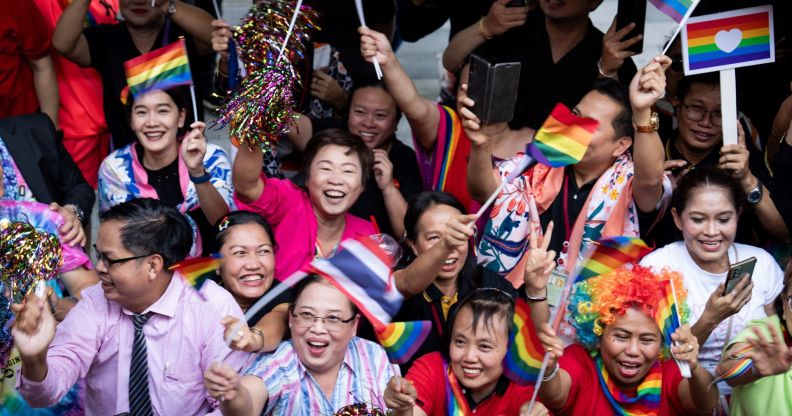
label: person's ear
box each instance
[406,240,418,257]
[178,108,186,129]
[612,136,632,157]
[671,207,683,231]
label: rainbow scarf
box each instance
[444,360,473,416]
[502,298,545,385]
[595,354,662,416]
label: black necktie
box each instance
[129,312,154,416]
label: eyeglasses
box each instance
[681,103,722,127]
[290,310,356,332]
[92,244,153,269]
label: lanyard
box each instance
[561,174,573,253]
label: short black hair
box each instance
[288,274,359,316]
[671,166,745,214]
[676,72,720,102]
[348,78,403,126]
[100,198,193,268]
[213,211,277,253]
[589,79,634,139]
[302,128,373,183]
[443,288,515,354]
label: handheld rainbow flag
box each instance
[655,279,684,350]
[649,0,695,23]
[682,5,775,75]
[574,236,652,283]
[168,254,221,295]
[527,103,597,168]
[123,39,193,97]
[376,321,432,364]
[502,298,545,385]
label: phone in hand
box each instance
[506,0,526,7]
[723,256,757,296]
[468,54,521,124]
[616,0,647,54]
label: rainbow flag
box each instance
[684,6,774,73]
[376,321,432,364]
[168,254,221,293]
[123,39,193,97]
[528,103,596,168]
[445,360,473,416]
[655,280,683,349]
[575,236,652,283]
[649,0,694,23]
[503,298,545,385]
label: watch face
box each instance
[748,187,762,204]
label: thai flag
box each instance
[310,236,403,329]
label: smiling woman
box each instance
[97,87,234,257]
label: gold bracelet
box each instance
[478,18,493,40]
[250,327,266,353]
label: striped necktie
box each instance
[129,312,154,416]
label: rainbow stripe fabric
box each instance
[711,345,754,385]
[596,354,662,416]
[168,254,221,293]
[575,236,652,283]
[376,321,432,364]
[685,8,773,71]
[434,106,462,191]
[502,298,545,385]
[123,39,193,97]
[655,280,683,350]
[527,103,596,168]
[649,0,694,23]
[445,360,473,416]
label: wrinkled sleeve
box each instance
[97,153,133,213]
[204,145,235,211]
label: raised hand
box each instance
[601,17,643,77]
[701,275,754,327]
[220,316,262,352]
[458,83,507,147]
[524,221,556,295]
[629,55,672,112]
[50,202,86,247]
[718,121,752,187]
[519,400,550,416]
[181,122,208,178]
[310,70,347,110]
[670,324,701,370]
[359,27,395,67]
[372,149,395,192]
[745,325,792,377]
[204,362,242,401]
[444,213,477,252]
[11,292,57,360]
[537,323,564,370]
[383,376,417,413]
[482,0,530,37]
[211,19,233,59]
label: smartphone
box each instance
[616,0,647,54]
[723,256,757,296]
[468,54,521,124]
[506,0,525,7]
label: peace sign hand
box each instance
[524,221,556,295]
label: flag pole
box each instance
[189,84,200,123]
[668,277,692,378]
[661,0,700,55]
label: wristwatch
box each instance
[65,204,85,222]
[634,111,659,133]
[746,182,763,205]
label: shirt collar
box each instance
[122,272,184,318]
[422,283,446,303]
[463,375,511,408]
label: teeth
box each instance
[308,341,328,348]
[325,190,345,198]
[144,132,164,138]
[240,275,263,282]
[462,368,483,374]
[444,259,456,265]
[359,132,376,137]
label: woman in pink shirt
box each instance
[233,129,375,280]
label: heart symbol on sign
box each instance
[714,29,742,53]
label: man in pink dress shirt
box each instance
[12,198,249,415]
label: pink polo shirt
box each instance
[234,175,375,280]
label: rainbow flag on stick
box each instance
[503,298,545,385]
[527,103,597,168]
[377,321,432,364]
[574,236,652,283]
[123,39,193,97]
[168,254,222,296]
[682,6,775,75]
[649,0,694,23]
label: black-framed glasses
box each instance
[290,310,356,332]
[681,103,722,127]
[92,244,153,269]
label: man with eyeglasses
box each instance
[646,72,789,248]
[12,198,248,415]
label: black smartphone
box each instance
[506,0,525,7]
[616,0,647,54]
[468,54,521,124]
[723,257,757,296]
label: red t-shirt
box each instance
[406,352,535,416]
[0,1,51,117]
[558,344,685,415]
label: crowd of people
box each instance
[2,0,792,415]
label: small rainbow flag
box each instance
[376,321,432,364]
[655,280,683,349]
[168,254,221,294]
[649,0,694,23]
[684,6,774,73]
[503,298,545,385]
[574,236,652,283]
[123,39,193,97]
[527,103,596,168]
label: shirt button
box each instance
[573,194,578,200]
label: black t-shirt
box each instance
[396,0,491,42]
[135,144,214,255]
[475,9,637,130]
[349,139,423,238]
[84,22,204,150]
[539,166,660,255]
[771,140,792,232]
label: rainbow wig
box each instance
[567,265,690,359]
